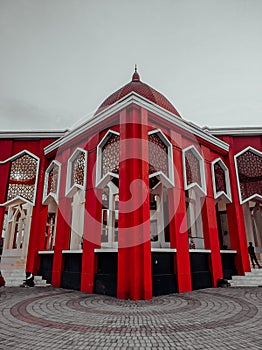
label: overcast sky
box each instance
[0,0,262,131]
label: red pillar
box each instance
[0,140,13,243]
[225,138,250,274]
[169,131,192,292]
[0,206,7,251]
[26,142,50,274]
[201,146,223,287]
[51,150,72,287]
[81,141,102,293]
[26,202,48,274]
[117,106,152,300]
[227,203,250,274]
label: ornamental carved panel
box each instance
[71,151,85,187]
[236,150,262,201]
[148,133,168,176]
[102,134,120,177]
[185,150,201,187]
[47,165,59,195]
[7,154,38,203]
[214,162,227,193]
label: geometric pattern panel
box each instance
[47,164,60,195]
[102,134,120,177]
[236,149,262,202]
[214,162,227,193]
[185,150,202,187]
[7,153,38,203]
[71,151,85,187]
[148,133,168,176]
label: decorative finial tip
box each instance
[132,65,140,82]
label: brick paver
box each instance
[0,286,262,349]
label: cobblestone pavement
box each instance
[0,287,262,350]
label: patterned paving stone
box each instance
[0,286,262,349]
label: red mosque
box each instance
[0,68,261,299]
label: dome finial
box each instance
[132,64,140,82]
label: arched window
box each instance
[101,182,119,248]
[183,146,206,249]
[4,203,32,251]
[185,189,204,249]
[44,212,56,250]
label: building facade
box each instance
[0,69,261,300]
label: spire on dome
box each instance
[132,64,140,82]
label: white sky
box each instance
[0,0,262,131]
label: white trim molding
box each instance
[44,93,229,155]
[182,145,206,196]
[62,250,83,254]
[211,158,232,203]
[38,250,54,255]
[42,160,62,204]
[0,150,40,206]
[151,248,177,253]
[234,146,262,204]
[0,130,65,139]
[96,129,120,188]
[148,129,174,188]
[189,249,211,253]
[220,250,237,254]
[65,148,87,197]
[204,126,262,136]
[94,248,118,253]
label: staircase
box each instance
[229,268,262,287]
[0,269,50,287]
[34,275,51,287]
[0,254,26,286]
[0,255,50,287]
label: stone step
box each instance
[1,267,24,274]
[231,277,262,283]
[3,273,25,279]
[0,260,26,270]
[4,276,50,287]
[232,272,262,277]
[236,268,262,275]
[5,279,25,287]
[230,281,262,287]
[34,275,50,287]
[0,256,25,262]
[229,268,262,287]
[2,272,25,286]
[35,282,51,287]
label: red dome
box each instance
[96,68,181,117]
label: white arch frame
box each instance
[0,150,40,206]
[42,160,61,204]
[65,147,87,197]
[234,146,262,204]
[182,145,206,196]
[148,129,174,188]
[96,129,120,188]
[211,158,232,203]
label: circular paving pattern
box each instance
[0,286,262,349]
